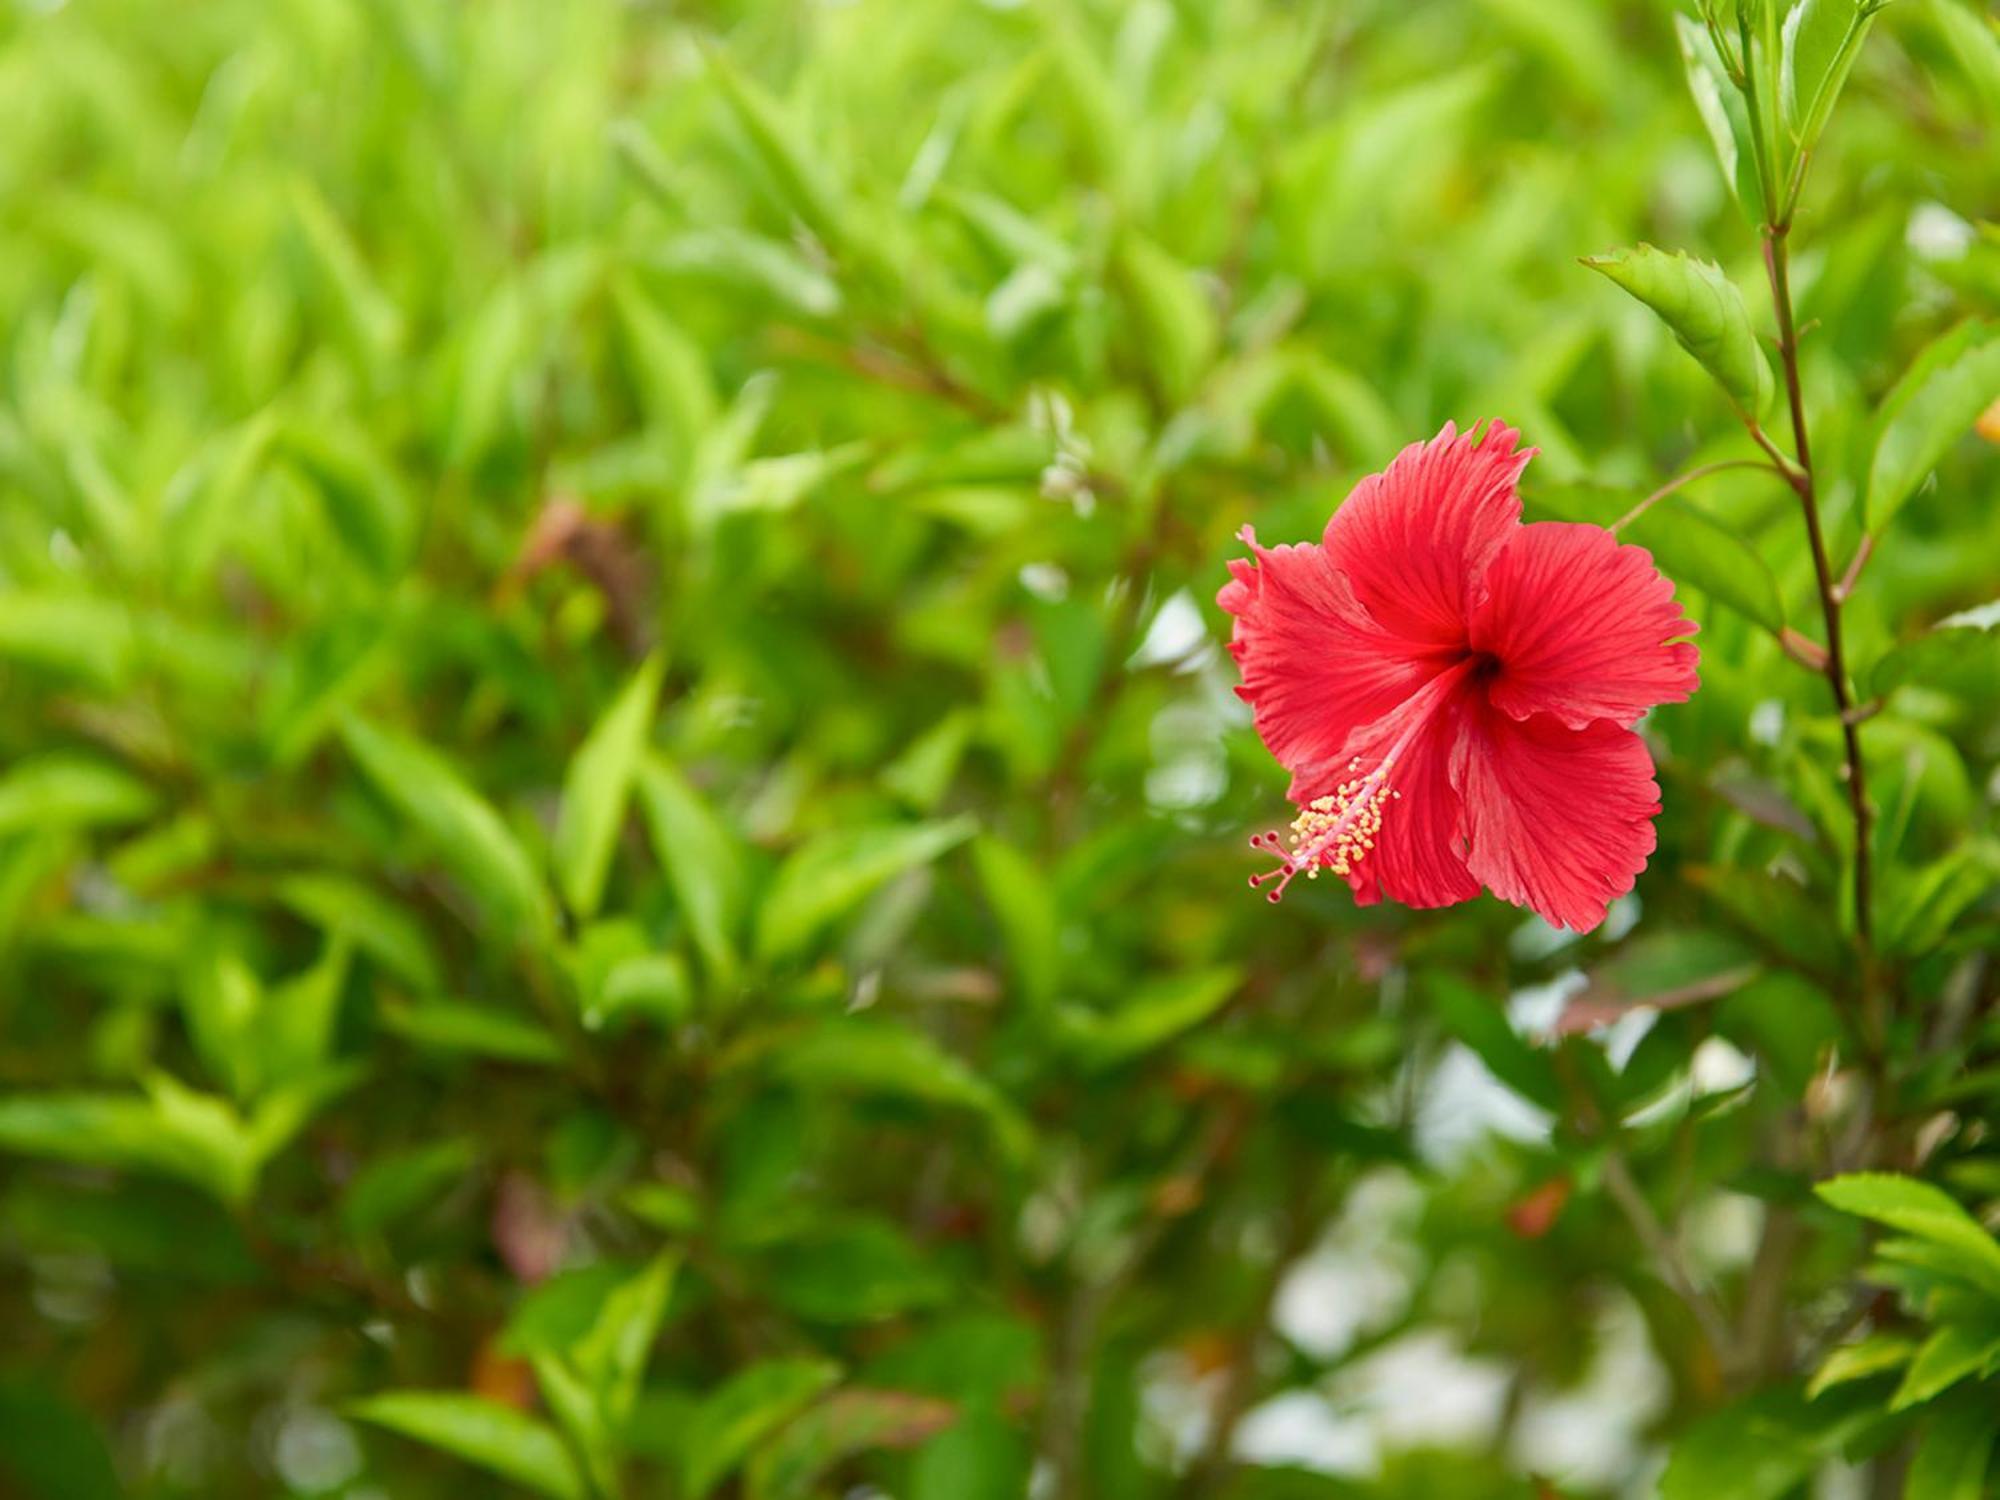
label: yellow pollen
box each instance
[1248,758,1399,901]
[1291,762,1394,876]
[1248,658,1477,907]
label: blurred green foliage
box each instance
[0,0,1996,1496]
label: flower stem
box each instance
[1760,223,1883,1060]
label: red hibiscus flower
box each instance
[1218,420,1699,932]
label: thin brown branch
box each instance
[1760,224,1883,1069]
[1779,627,1830,673]
[1600,1148,1736,1363]
[1833,533,1875,604]
[1611,459,1777,534]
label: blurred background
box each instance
[1,0,1996,1496]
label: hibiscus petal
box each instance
[1454,705,1663,933]
[1218,527,1455,795]
[1322,420,1534,649]
[1469,522,1699,729]
[1324,675,1481,911]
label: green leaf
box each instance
[755,816,976,961]
[1626,497,1786,634]
[883,710,976,812]
[340,716,553,943]
[276,420,414,576]
[571,1252,679,1427]
[445,276,536,471]
[681,1359,842,1500]
[1880,842,2000,959]
[972,836,1060,1011]
[648,230,842,322]
[1716,971,1843,1097]
[273,872,441,991]
[339,1137,478,1238]
[0,754,156,839]
[1892,1323,2000,1410]
[0,1092,219,1196]
[1584,245,1774,419]
[178,943,267,1100]
[0,593,134,688]
[1531,482,1784,634]
[764,1021,1033,1162]
[164,409,278,595]
[1781,0,1880,144]
[1560,927,1760,1034]
[621,1181,702,1235]
[1867,321,2000,529]
[764,1219,953,1323]
[704,47,845,247]
[1114,232,1218,407]
[1056,968,1242,1065]
[1928,0,2000,112]
[1660,1384,1886,1500]
[526,1351,618,1500]
[1872,600,2000,699]
[553,655,662,921]
[0,1071,344,1210]
[637,757,750,981]
[348,1393,583,1500]
[1816,1173,2000,1297]
[1807,1334,1918,1398]
[260,937,352,1089]
[1906,1392,1998,1500]
[911,1407,1032,1500]
[288,176,402,376]
[613,277,717,477]
[380,998,566,1067]
[745,1389,958,1500]
[0,1379,124,1500]
[1675,16,1764,213]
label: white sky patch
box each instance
[1415,1046,1555,1165]
[1146,699,1228,811]
[1511,1296,1669,1491]
[1272,1171,1422,1361]
[1233,1391,1374,1476]
[1908,201,1975,261]
[1334,1330,1514,1452]
[1688,1190,1765,1274]
[1018,561,1070,602]
[1749,698,1786,746]
[1131,588,1212,671]
[1510,912,1581,961]
[1691,1035,1755,1094]
[1509,970,1587,1035]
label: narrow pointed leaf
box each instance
[348,1393,584,1500]
[1867,320,2000,530]
[553,655,663,921]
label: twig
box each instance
[1779,627,1829,673]
[1174,1162,1329,1498]
[1832,533,1875,603]
[1610,459,1777,534]
[1600,1148,1736,1363]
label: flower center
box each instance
[1246,656,1477,904]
